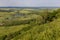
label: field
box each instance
[0,8,60,40]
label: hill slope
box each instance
[0,8,60,40]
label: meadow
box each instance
[0,8,60,40]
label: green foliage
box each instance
[0,8,60,40]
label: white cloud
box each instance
[0,0,60,7]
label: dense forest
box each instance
[0,8,60,40]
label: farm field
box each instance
[0,8,60,40]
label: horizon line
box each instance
[0,6,60,8]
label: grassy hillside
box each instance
[0,8,60,40]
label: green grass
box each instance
[0,8,60,40]
[12,18,60,40]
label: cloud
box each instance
[0,0,10,6]
[0,0,60,7]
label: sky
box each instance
[0,0,60,7]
